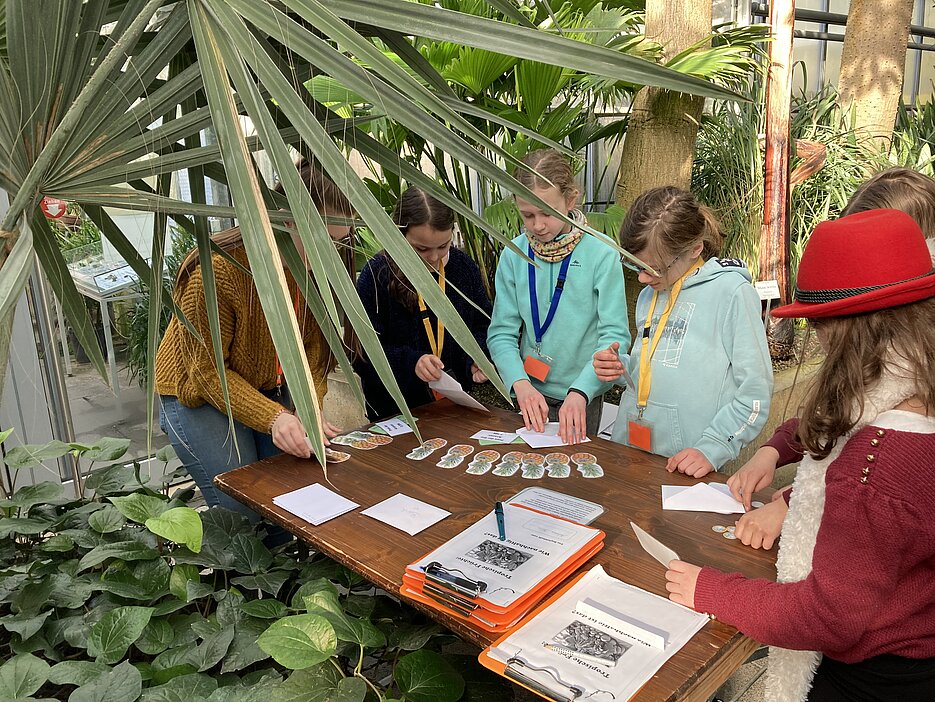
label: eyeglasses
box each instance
[623,250,685,277]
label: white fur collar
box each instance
[765,369,917,702]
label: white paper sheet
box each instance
[598,401,618,439]
[361,493,451,535]
[516,422,591,448]
[373,417,414,436]
[487,565,708,702]
[630,521,680,567]
[272,483,359,526]
[429,370,489,412]
[470,429,519,444]
[662,482,744,514]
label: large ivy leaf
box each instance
[84,464,138,496]
[169,564,201,601]
[239,599,289,619]
[99,559,171,601]
[229,533,273,574]
[136,619,176,656]
[150,644,198,686]
[109,494,170,524]
[289,579,338,610]
[191,626,236,672]
[230,570,291,597]
[270,663,366,702]
[39,533,76,553]
[88,506,127,534]
[48,660,110,687]
[394,650,464,702]
[303,592,384,649]
[10,481,65,510]
[385,622,443,651]
[220,618,271,674]
[146,508,203,552]
[87,606,155,665]
[256,614,337,670]
[68,660,142,702]
[48,573,96,609]
[81,437,132,462]
[2,440,71,469]
[0,653,50,699]
[199,508,254,538]
[0,517,49,538]
[78,541,159,571]
[1,610,52,640]
[140,672,218,702]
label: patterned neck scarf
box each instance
[527,209,587,262]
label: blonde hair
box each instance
[513,149,579,200]
[842,167,935,239]
[620,186,724,260]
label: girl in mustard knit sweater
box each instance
[156,163,353,516]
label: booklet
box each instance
[506,487,604,526]
[272,483,359,526]
[480,565,708,702]
[361,493,450,535]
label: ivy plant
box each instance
[0,436,514,701]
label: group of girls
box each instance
[156,149,935,700]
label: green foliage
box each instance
[126,225,196,388]
[693,86,890,281]
[0,436,515,701]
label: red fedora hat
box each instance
[773,209,935,319]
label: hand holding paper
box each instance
[429,370,489,412]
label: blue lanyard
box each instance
[528,244,572,352]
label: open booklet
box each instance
[480,565,708,702]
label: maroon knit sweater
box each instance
[694,421,935,663]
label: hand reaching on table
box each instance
[666,448,714,478]
[735,498,788,550]
[558,391,588,444]
[514,379,548,433]
[727,446,780,510]
[272,411,312,458]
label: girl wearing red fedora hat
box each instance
[729,167,935,536]
[666,208,935,701]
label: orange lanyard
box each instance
[636,259,703,415]
[417,261,446,358]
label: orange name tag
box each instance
[628,419,653,452]
[523,355,551,382]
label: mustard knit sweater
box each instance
[155,245,332,434]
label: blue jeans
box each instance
[159,391,284,521]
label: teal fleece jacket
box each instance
[487,233,629,402]
[610,258,773,469]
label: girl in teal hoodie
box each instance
[593,187,772,477]
[487,149,629,444]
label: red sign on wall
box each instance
[40,196,67,219]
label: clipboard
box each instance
[479,570,592,701]
[400,540,604,632]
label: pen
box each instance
[495,501,506,541]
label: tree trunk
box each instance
[838,0,914,151]
[615,0,712,210]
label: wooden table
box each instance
[217,401,777,702]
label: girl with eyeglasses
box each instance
[593,186,772,477]
[354,186,493,420]
[487,149,629,444]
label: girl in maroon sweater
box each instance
[665,209,935,701]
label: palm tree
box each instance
[0,0,741,470]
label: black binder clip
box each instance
[422,582,479,616]
[505,657,584,702]
[424,561,487,598]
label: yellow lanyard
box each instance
[636,259,703,414]
[417,261,446,358]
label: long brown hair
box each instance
[174,160,353,290]
[513,148,579,200]
[842,167,935,239]
[797,297,935,459]
[620,186,724,261]
[384,186,455,312]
